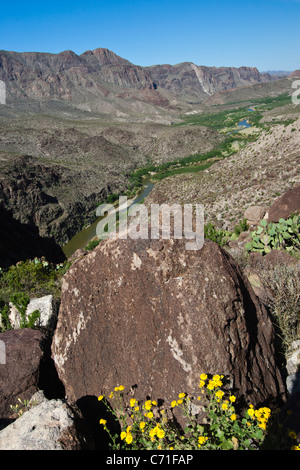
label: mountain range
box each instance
[1,47,296,118]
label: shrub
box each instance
[204,223,230,246]
[9,292,40,329]
[97,374,300,450]
[233,218,249,237]
[85,239,100,251]
[0,257,70,303]
[260,264,300,351]
[245,215,300,256]
[0,257,70,332]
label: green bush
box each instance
[85,239,100,251]
[0,257,70,332]
[9,292,40,329]
[204,223,230,246]
[245,215,300,256]
[0,257,69,303]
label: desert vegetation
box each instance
[98,374,299,450]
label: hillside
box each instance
[0,47,299,249]
[145,113,300,231]
[0,47,284,120]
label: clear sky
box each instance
[0,0,299,71]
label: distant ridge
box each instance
[0,47,286,115]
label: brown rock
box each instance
[244,205,267,226]
[52,237,286,413]
[268,184,300,222]
[0,329,46,421]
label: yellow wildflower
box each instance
[146,411,154,419]
[222,403,228,410]
[178,393,186,399]
[98,395,104,401]
[140,422,146,430]
[120,431,127,440]
[258,421,267,430]
[207,381,215,390]
[157,428,165,439]
[215,390,224,399]
[145,400,152,411]
[200,373,208,381]
[171,400,177,407]
[229,395,236,402]
[199,380,205,388]
[289,431,297,440]
[130,398,136,407]
[198,436,208,445]
[152,400,157,406]
[125,433,133,445]
[99,419,107,425]
[230,414,237,421]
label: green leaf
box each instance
[220,440,234,450]
[282,231,292,239]
[261,234,270,245]
[260,219,268,227]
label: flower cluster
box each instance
[97,375,300,450]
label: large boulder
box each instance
[52,237,286,412]
[0,329,46,422]
[268,184,300,222]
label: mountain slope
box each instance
[145,117,300,230]
[0,48,282,118]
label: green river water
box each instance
[62,179,155,259]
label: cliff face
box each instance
[147,62,276,98]
[0,48,155,106]
[0,48,278,108]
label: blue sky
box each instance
[0,0,299,71]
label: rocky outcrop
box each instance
[268,184,300,222]
[148,62,276,99]
[0,155,108,246]
[0,329,46,421]
[0,204,65,268]
[0,393,93,450]
[52,237,286,414]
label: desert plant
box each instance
[85,238,100,251]
[245,215,300,255]
[260,264,300,351]
[233,218,249,237]
[204,223,230,246]
[97,374,299,450]
[0,257,70,303]
[9,292,40,329]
